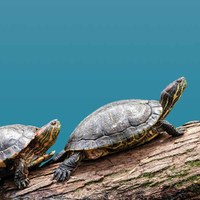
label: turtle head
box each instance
[160,77,187,119]
[35,119,61,152]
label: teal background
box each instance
[0,1,199,153]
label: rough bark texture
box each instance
[0,121,200,200]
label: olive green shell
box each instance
[0,124,38,167]
[66,100,163,151]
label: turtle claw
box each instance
[15,178,30,189]
[53,168,71,182]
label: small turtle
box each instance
[0,119,61,189]
[52,77,186,182]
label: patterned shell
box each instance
[66,100,163,151]
[0,124,38,166]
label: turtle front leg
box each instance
[54,152,84,182]
[160,120,185,137]
[14,157,30,189]
[29,151,56,168]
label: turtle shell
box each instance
[0,124,39,167]
[66,100,163,151]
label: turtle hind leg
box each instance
[14,157,30,189]
[54,151,84,182]
[160,120,185,137]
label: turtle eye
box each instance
[51,120,57,126]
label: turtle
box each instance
[0,119,61,189]
[51,77,187,182]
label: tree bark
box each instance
[1,121,200,200]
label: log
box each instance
[0,121,200,200]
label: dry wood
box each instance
[1,121,200,200]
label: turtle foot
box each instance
[15,178,30,189]
[176,127,186,136]
[54,167,71,182]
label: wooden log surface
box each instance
[0,121,200,200]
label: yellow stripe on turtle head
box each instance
[160,77,187,119]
